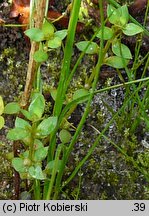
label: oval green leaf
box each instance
[29,165,46,180]
[36,116,57,137]
[7,128,29,141]
[28,93,45,120]
[54,29,67,40]
[123,23,143,36]
[25,28,44,42]
[75,41,99,54]
[12,158,26,173]
[48,36,62,49]
[96,27,114,40]
[33,50,48,63]
[112,41,132,59]
[107,5,129,26]
[34,146,48,162]
[4,102,20,114]
[59,129,72,144]
[105,56,129,69]
[42,20,54,38]
[73,89,88,104]
[15,117,31,129]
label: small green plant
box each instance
[3,0,149,200]
[25,20,67,63]
[4,92,58,198]
[76,4,143,69]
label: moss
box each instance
[0,47,27,101]
[0,141,13,199]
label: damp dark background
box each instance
[0,0,149,200]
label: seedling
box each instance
[5,93,58,195]
[25,20,67,63]
[76,5,143,69]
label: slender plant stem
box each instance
[34,180,41,200]
[45,145,63,200]
[52,0,105,199]
[53,0,82,117]
[48,0,82,161]
[44,0,82,199]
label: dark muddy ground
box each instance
[0,0,149,199]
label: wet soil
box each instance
[0,0,149,200]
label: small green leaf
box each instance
[96,27,114,40]
[29,165,46,180]
[42,20,54,38]
[48,36,62,49]
[54,29,67,40]
[4,102,20,114]
[7,128,29,141]
[107,4,116,18]
[15,117,31,129]
[34,147,48,162]
[0,96,4,115]
[59,129,72,144]
[25,28,44,42]
[46,160,62,172]
[73,89,88,104]
[107,5,129,26]
[105,56,129,69]
[112,41,132,59]
[119,5,129,25]
[76,41,99,54]
[28,93,45,120]
[36,116,57,137]
[33,50,48,63]
[0,116,5,129]
[20,109,32,121]
[107,5,119,25]
[12,158,26,173]
[123,23,144,36]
